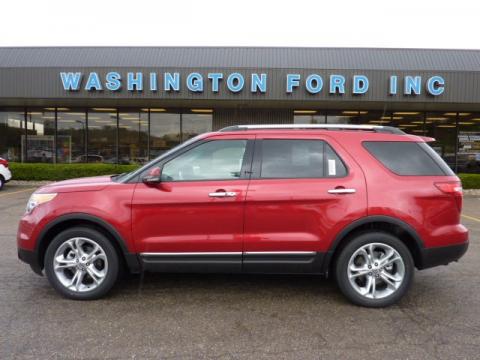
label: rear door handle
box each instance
[328,188,356,194]
[209,191,237,197]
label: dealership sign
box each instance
[60,72,445,96]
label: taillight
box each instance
[435,181,463,211]
[0,158,8,168]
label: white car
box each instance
[0,157,12,190]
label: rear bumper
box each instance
[18,248,43,275]
[418,242,469,270]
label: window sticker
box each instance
[328,159,336,176]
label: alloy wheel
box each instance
[347,242,405,300]
[53,237,108,292]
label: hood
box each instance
[38,175,114,193]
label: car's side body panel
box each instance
[342,134,469,248]
[131,179,249,254]
[130,134,255,272]
[242,133,368,273]
[17,129,468,279]
[17,181,137,253]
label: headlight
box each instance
[26,193,57,214]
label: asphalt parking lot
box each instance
[0,184,479,359]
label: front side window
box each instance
[260,139,347,179]
[161,140,247,181]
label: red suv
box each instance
[17,124,469,307]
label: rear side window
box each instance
[259,139,347,178]
[363,141,455,176]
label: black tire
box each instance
[44,227,120,300]
[335,231,414,308]
[0,176,4,190]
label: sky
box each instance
[1,0,479,49]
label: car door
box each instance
[243,134,367,273]
[132,134,255,273]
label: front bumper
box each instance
[18,248,43,275]
[418,242,469,270]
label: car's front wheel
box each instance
[0,176,4,190]
[44,227,119,300]
[335,231,414,307]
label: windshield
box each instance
[120,134,205,182]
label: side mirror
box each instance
[142,167,162,184]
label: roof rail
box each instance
[219,124,406,135]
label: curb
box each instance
[8,180,53,187]
[464,189,480,197]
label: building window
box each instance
[424,112,457,171]
[457,113,480,174]
[326,110,364,124]
[294,110,326,124]
[389,111,424,135]
[26,109,55,163]
[11,107,474,175]
[119,110,148,164]
[359,111,391,126]
[0,109,25,162]
[57,109,87,163]
[149,111,181,159]
[182,112,212,141]
[88,109,117,164]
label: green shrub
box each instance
[459,173,480,190]
[9,163,139,181]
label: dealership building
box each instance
[0,47,479,173]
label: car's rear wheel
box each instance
[335,231,414,307]
[44,227,119,300]
[0,176,4,190]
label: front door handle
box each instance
[209,191,237,198]
[328,188,356,194]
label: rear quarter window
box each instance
[363,141,455,176]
